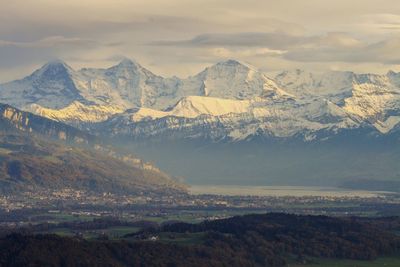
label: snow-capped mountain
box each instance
[0,58,182,124]
[0,60,86,109]
[179,59,290,99]
[275,69,400,134]
[2,58,400,142]
[98,95,362,141]
[77,58,182,110]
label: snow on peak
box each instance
[275,69,355,101]
[126,95,251,122]
[4,59,400,139]
[43,59,69,67]
[117,58,137,67]
[203,59,259,77]
[214,59,257,71]
[32,59,74,78]
[0,59,84,110]
[171,96,251,117]
[29,101,125,124]
[110,58,146,74]
[179,59,289,100]
[107,58,143,74]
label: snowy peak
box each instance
[211,59,258,72]
[29,60,76,85]
[116,58,138,68]
[38,59,72,71]
[275,69,355,102]
[275,68,400,130]
[170,96,251,118]
[183,59,288,100]
[199,59,264,81]
[120,96,251,123]
[0,60,84,110]
[78,57,179,110]
[100,95,362,142]
[106,58,143,75]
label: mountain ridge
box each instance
[0,102,186,194]
[2,59,400,142]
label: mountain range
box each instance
[2,58,400,187]
[2,58,400,142]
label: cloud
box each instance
[150,32,304,49]
[284,35,400,64]
[151,30,400,66]
[150,31,365,55]
[210,47,286,58]
[2,0,400,80]
[360,13,400,31]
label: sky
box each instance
[1,0,400,81]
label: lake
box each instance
[189,185,389,197]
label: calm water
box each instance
[189,185,389,197]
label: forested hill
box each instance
[1,213,399,267]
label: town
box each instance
[0,188,399,229]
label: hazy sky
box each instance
[2,0,400,81]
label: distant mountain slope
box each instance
[0,103,93,144]
[0,133,184,194]
[0,103,186,194]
